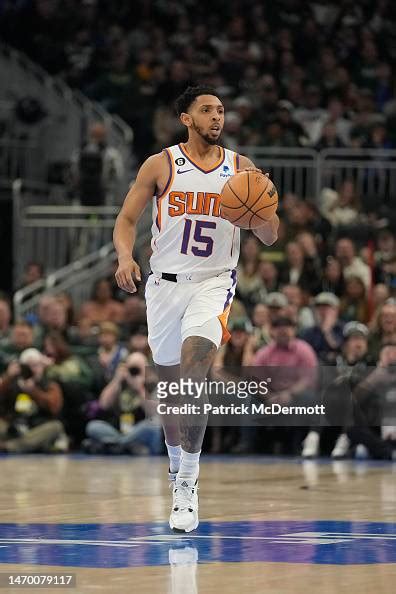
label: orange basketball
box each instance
[220,171,278,229]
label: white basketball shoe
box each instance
[301,430,320,458]
[331,433,351,459]
[169,478,199,533]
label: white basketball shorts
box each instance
[145,269,237,366]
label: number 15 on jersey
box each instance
[180,219,216,257]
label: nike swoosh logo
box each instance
[177,168,194,174]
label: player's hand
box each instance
[115,256,141,293]
[238,167,269,177]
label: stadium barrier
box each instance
[243,147,396,204]
[0,42,133,191]
[11,147,396,306]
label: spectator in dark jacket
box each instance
[301,292,344,364]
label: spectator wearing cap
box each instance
[319,322,374,460]
[254,317,318,454]
[265,292,288,325]
[0,349,64,453]
[303,319,371,459]
[254,317,318,386]
[337,322,372,368]
[301,293,344,364]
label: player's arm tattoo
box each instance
[179,336,217,453]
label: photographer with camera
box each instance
[84,352,161,455]
[0,348,65,453]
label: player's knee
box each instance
[182,318,223,350]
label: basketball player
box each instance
[113,86,279,532]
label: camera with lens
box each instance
[19,363,34,380]
[128,366,142,376]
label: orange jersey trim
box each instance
[218,304,232,345]
[156,148,175,231]
[178,144,225,174]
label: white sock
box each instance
[178,449,201,483]
[166,442,181,473]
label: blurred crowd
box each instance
[1,0,396,161]
[1,0,396,460]
[1,192,395,459]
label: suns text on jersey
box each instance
[168,191,222,217]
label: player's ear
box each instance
[180,112,192,128]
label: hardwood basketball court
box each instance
[0,455,395,593]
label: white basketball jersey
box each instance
[150,144,240,275]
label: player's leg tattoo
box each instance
[179,336,217,453]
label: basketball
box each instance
[220,171,278,229]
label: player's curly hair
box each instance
[175,85,222,116]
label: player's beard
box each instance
[191,119,219,145]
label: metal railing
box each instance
[0,139,44,180]
[243,147,319,199]
[13,242,117,320]
[241,147,396,203]
[0,42,133,190]
[10,147,396,296]
[13,220,151,320]
[13,193,120,287]
[319,148,396,207]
